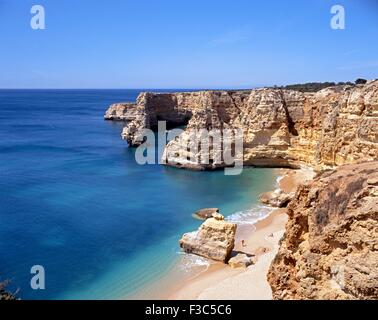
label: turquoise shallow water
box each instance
[0,90,278,299]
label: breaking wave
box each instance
[177,253,211,274]
[276,175,284,188]
[226,205,274,225]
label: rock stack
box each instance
[179,213,237,263]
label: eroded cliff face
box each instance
[121,92,209,146]
[267,162,378,300]
[117,81,378,169]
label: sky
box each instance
[0,0,377,89]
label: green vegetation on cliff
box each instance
[273,78,368,92]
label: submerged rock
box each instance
[268,161,378,300]
[228,253,254,269]
[179,213,237,263]
[193,208,220,220]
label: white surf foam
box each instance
[226,205,274,225]
[177,253,211,274]
[176,205,274,275]
[276,175,284,188]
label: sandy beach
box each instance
[128,167,314,300]
[277,167,315,193]
[167,167,315,300]
[169,208,287,299]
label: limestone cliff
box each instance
[267,162,378,300]
[115,81,378,169]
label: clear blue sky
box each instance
[0,0,377,89]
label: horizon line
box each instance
[0,79,372,91]
[0,87,262,91]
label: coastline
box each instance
[128,167,314,300]
[110,81,376,300]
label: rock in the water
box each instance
[259,189,294,207]
[268,161,378,300]
[179,213,237,263]
[228,253,254,268]
[193,208,219,220]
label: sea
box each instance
[0,89,278,299]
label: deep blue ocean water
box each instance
[0,90,277,299]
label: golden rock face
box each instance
[117,81,378,170]
[267,161,378,300]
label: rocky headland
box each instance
[108,80,378,170]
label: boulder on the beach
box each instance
[193,208,219,220]
[228,253,254,269]
[179,213,237,263]
[259,189,294,208]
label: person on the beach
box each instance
[241,240,246,247]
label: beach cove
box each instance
[0,89,282,300]
[129,168,314,300]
